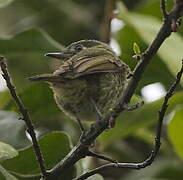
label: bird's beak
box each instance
[45,52,73,60]
[28,74,64,82]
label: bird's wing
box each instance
[57,56,130,79]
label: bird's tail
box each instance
[28,74,65,82]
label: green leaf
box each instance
[168,108,183,160]
[0,28,62,54]
[0,164,18,180]
[0,28,63,91]
[0,0,102,44]
[0,141,18,162]
[2,132,76,179]
[133,42,141,55]
[99,92,183,148]
[0,0,13,8]
[0,111,30,149]
[117,2,183,84]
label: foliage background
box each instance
[0,0,183,179]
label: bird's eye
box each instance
[74,44,83,51]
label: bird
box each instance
[29,40,131,130]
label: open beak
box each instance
[28,74,64,82]
[45,52,73,60]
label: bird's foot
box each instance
[127,72,133,79]
[91,99,103,121]
[79,123,96,146]
[76,117,88,144]
[79,131,87,143]
[76,117,86,134]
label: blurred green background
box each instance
[0,0,183,179]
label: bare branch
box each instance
[100,0,116,44]
[74,60,183,180]
[154,59,183,156]
[0,57,47,179]
[86,151,117,163]
[160,0,168,18]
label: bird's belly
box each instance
[51,72,127,122]
[61,100,96,121]
[52,80,96,121]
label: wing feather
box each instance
[56,56,130,79]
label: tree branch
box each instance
[161,0,168,18]
[100,0,116,44]
[0,57,47,179]
[74,60,183,180]
[45,1,183,179]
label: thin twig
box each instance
[74,60,183,180]
[100,0,116,44]
[160,0,168,18]
[154,59,183,156]
[87,151,117,163]
[0,57,47,179]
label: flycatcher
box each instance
[29,40,130,129]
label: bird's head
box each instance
[45,40,115,61]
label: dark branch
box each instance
[160,0,168,18]
[45,1,183,179]
[100,0,116,44]
[0,57,47,179]
[86,151,117,163]
[74,60,183,180]
[154,59,183,156]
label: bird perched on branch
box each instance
[29,40,130,129]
